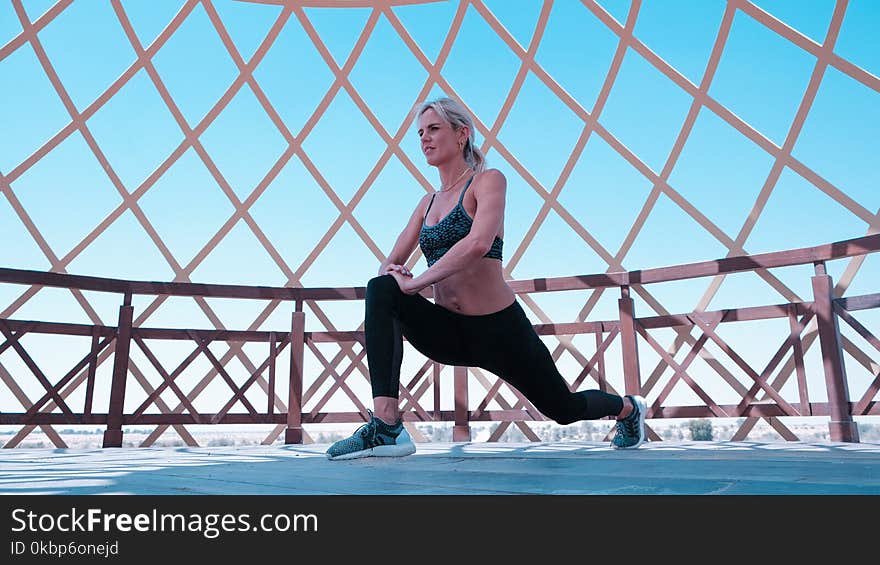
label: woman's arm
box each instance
[378,193,432,276]
[400,169,506,293]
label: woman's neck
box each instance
[437,160,471,192]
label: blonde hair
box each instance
[416,97,486,172]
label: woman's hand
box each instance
[384,265,419,295]
[382,263,413,278]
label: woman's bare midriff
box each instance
[431,258,516,315]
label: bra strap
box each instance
[423,194,436,221]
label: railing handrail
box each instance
[1,233,878,301]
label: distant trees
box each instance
[688,419,713,441]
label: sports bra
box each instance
[418,176,504,267]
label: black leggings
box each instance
[365,274,623,424]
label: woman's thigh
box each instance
[394,291,475,367]
[464,302,574,402]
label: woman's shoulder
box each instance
[473,168,506,193]
[476,168,505,182]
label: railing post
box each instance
[618,285,642,396]
[811,262,859,442]
[285,301,305,444]
[103,293,133,448]
[84,325,100,420]
[433,362,442,420]
[268,331,277,417]
[453,365,470,441]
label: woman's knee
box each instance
[366,274,400,306]
[367,274,398,294]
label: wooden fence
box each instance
[1,233,879,447]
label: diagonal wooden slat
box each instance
[733,310,814,417]
[187,330,260,418]
[0,320,76,418]
[637,319,728,418]
[834,302,880,416]
[130,338,203,421]
[689,311,799,416]
[0,362,69,448]
[213,338,289,423]
[304,338,371,418]
[21,334,115,421]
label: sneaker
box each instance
[326,411,416,461]
[611,395,647,449]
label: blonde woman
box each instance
[327,97,646,460]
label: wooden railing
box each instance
[1,233,879,447]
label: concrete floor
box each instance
[2,440,879,495]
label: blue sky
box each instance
[0,1,878,431]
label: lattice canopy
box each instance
[1,0,878,445]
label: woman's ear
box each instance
[458,126,470,147]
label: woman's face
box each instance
[417,108,466,167]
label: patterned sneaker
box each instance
[326,411,416,461]
[611,395,647,449]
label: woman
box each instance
[326,97,646,460]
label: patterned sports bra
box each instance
[418,176,504,267]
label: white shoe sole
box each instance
[326,429,417,461]
[613,395,647,450]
